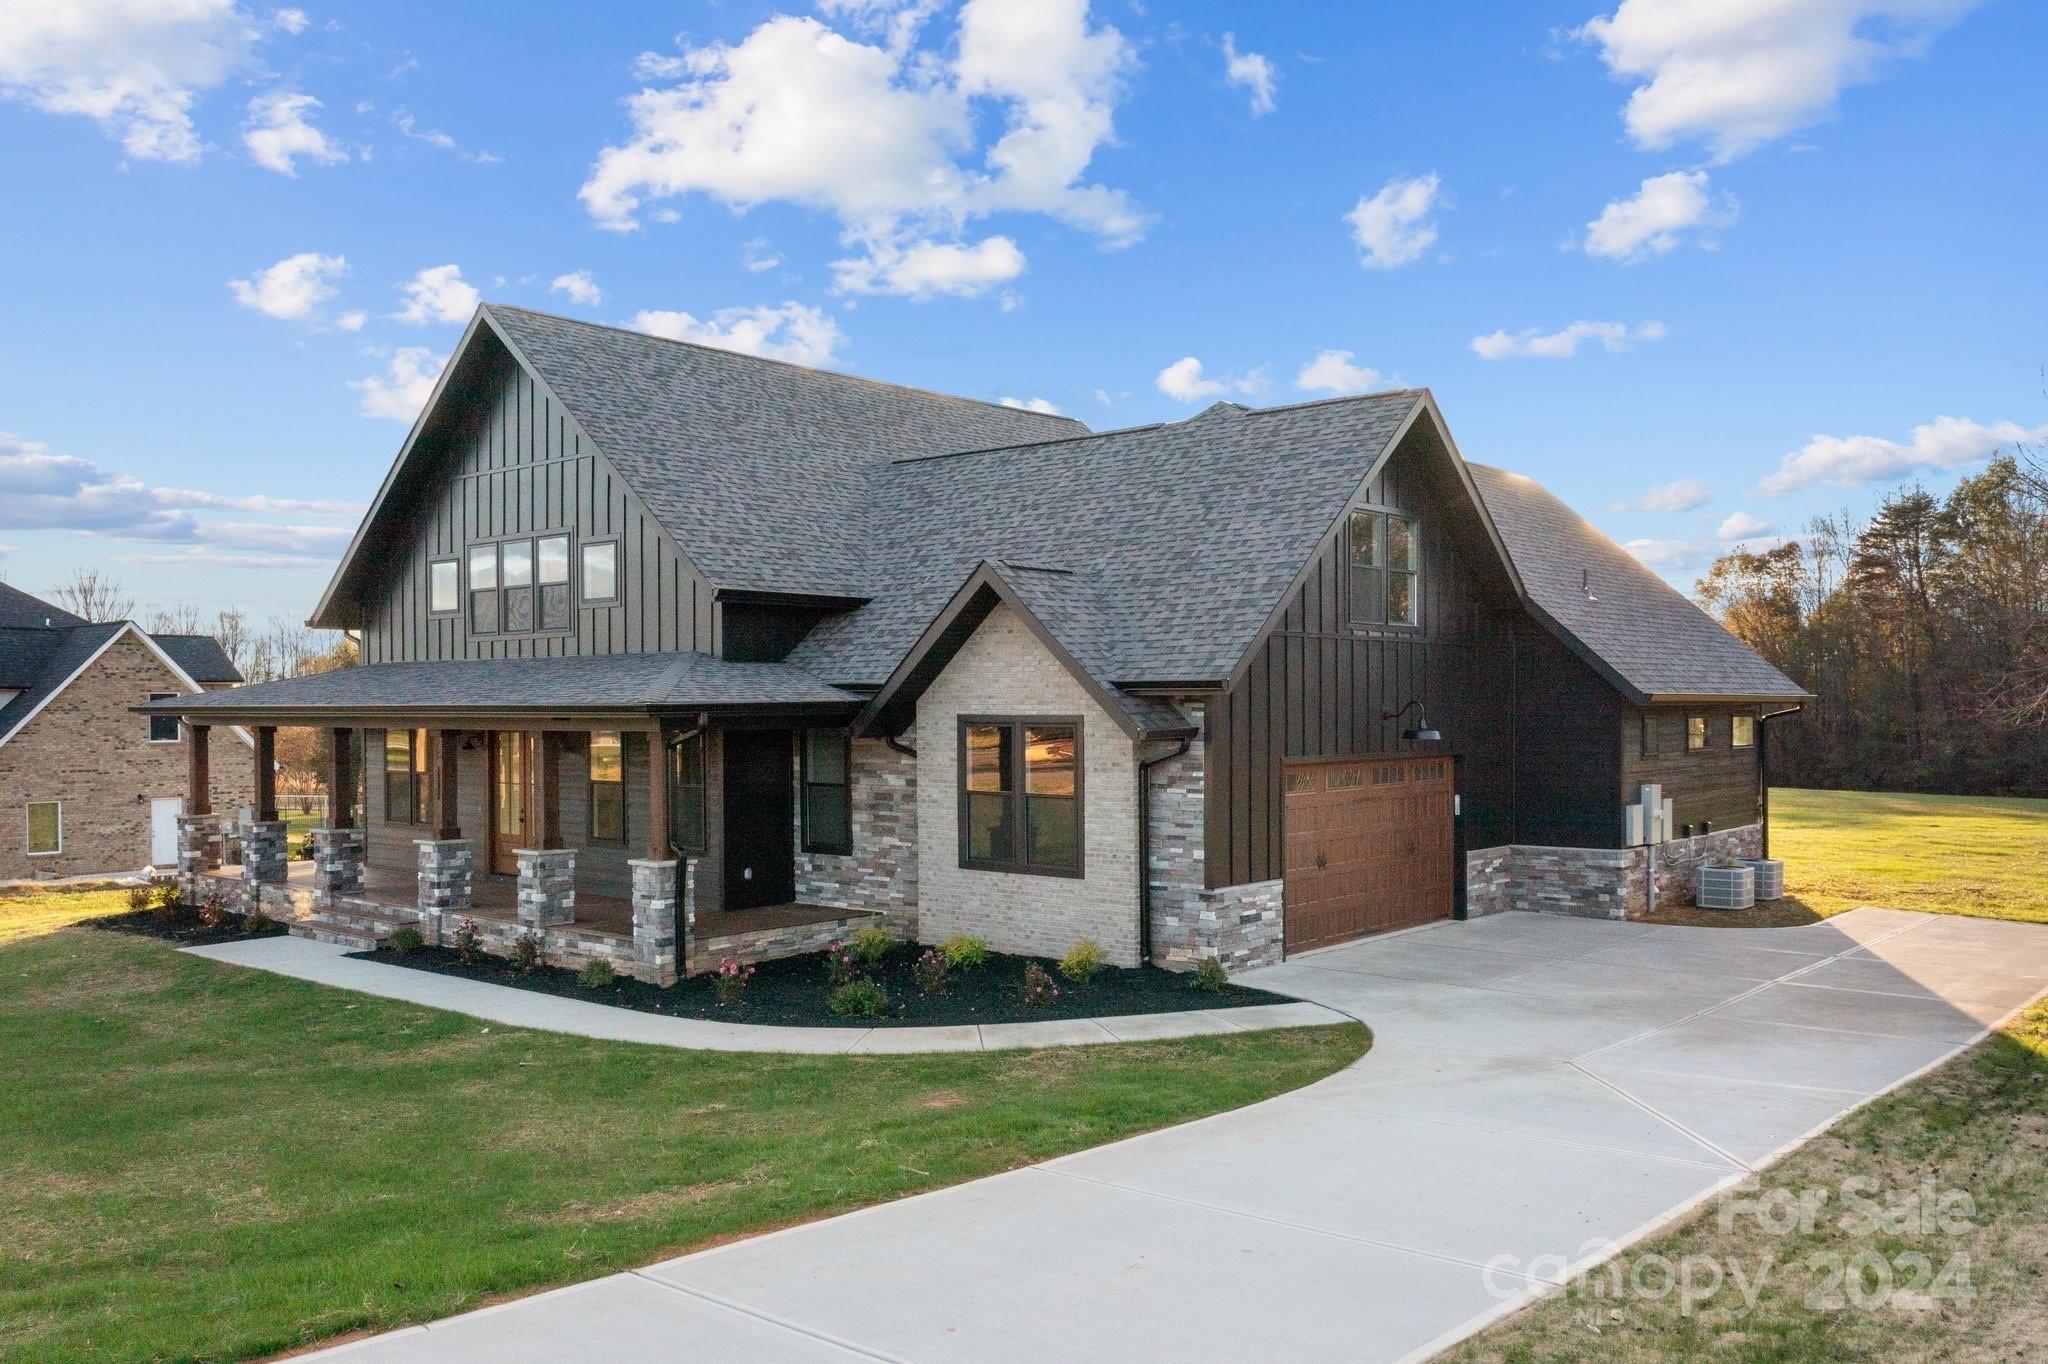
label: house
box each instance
[1,582,248,881]
[142,305,1807,981]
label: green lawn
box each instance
[0,897,1367,1364]
[1772,787,2048,924]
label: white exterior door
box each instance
[150,796,183,867]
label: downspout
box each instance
[1755,704,1803,859]
[1136,734,1193,967]
[884,734,917,760]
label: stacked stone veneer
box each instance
[310,827,365,903]
[239,820,288,911]
[175,814,224,903]
[792,737,918,939]
[1466,822,1764,921]
[630,858,679,985]
[1144,704,1284,973]
[416,839,473,912]
[515,848,577,927]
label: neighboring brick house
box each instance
[0,583,248,881]
[148,305,1807,983]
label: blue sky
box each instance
[1,0,2042,623]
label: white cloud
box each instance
[1221,32,1276,115]
[241,89,345,175]
[0,0,259,163]
[579,1,1142,289]
[1578,0,1978,162]
[1470,319,1667,360]
[549,270,603,306]
[1758,415,2048,494]
[336,309,365,331]
[1717,510,1776,541]
[1346,172,1442,270]
[1623,536,1710,570]
[1295,349,1383,396]
[1156,356,1261,404]
[1583,170,1734,262]
[228,251,348,322]
[273,8,308,35]
[392,264,480,325]
[392,110,498,163]
[742,238,782,273]
[627,302,847,367]
[1000,395,1060,414]
[350,348,445,421]
[1610,478,1709,514]
[832,234,1025,299]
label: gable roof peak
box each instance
[0,581,84,629]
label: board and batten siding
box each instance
[1622,706,1762,835]
[358,348,715,664]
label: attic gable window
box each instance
[1346,510,1420,629]
[581,540,618,604]
[538,535,571,631]
[429,559,459,615]
[148,692,180,743]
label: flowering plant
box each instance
[713,957,755,1005]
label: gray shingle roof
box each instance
[140,650,862,716]
[0,623,122,742]
[788,393,1423,686]
[0,582,83,629]
[151,633,242,684]
[1467,463,1810,702]
[486,306,1084,599]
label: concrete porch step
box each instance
[288,921,381,951]
[289,901,419,952]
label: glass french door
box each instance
[490,731,534,876]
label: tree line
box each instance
[1698,452,2048,796]
[40,567,355,685]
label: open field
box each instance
[1771,788,2048,924]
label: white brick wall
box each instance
[914,605,1141,965]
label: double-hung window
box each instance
[26,801,60,856]
[588,731,626,845]
[1346,509,1420,628]
[384,729,430,825]
[148,693,180,743]
[802,730,852,854]
[1687,715,1708,751]
[1731,714,1756,749]
[958,718,1082,877]
[467,545,498,634]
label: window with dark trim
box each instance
[429,559,459,615]
[802,729,852,854]
[538,535,571,631]
[26,801,60,856]
[1686,714,1708,751]
[958,717,1082,877]
[1731,714,1756,749]
[588,730,625,845]
[501,539,534,633]
[467,545,497,634]
[1346,509,1419,629]
[669,731,706,851]
[581,540,619,604]
[148,692,180,743]
[384,729,430,825]
[1640,713,1656,758]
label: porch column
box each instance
[186,722,211,816]
[646,726,671,861]
[253,726,278,822]
[629,856,680,986]
[241,726,288,910]
[537,731,562,848]
[434,729,461,839]
[327,727,354,829]
[311,725,364,906]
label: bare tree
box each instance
[146,603,204,634]
[48,568,134,622]
[212,608,253,677]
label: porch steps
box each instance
[288,901,416,953]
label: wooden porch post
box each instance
[435,729,461,840]
[253,726,278,822]
[187,723,211,816]
[646,726,671,861]
[538,731,562,848]
[328,727,354,829]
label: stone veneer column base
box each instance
[416,839,473,931]
[309,827,366,906]
[239,820,288,913]
[1150,878,1285,974]
[174,814,224,904]
[514,848,576,928]
[629,857,679,986]
[1466,823,1765,922]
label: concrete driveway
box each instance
[315,908,2048,1364]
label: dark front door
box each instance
[723,729,794,912]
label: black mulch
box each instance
[349,941,1293,1028]
[88,906,291,948]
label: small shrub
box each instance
[453,921,483,963]
[1022,961,1060,1008]
[387,925,424,955]
[825,941,863,986]
[939,935,989,970]
[196,887,235,929]
[510,931,543,973]
[911,946,950,996]
[712,957,755,1005]
[125,883,152,912]
[150,879,182,913]
[244,909,274,934]
[828,977,888,1018]
[577,959,616,990]
[849,925,895,964]
[1189,958,1230,993]
[1057,939,1108,986]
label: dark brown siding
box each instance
[358,349,714,663]
[1622,705,1762,834]
[1508,620,1626,848]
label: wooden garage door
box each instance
[1283,757,1454,952]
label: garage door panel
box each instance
[1283,756,1453,953]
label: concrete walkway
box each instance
[298,908,2048,1363]
[181,935,1347,1053]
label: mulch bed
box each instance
[350,940,1292,1028]
[89,906,291,948]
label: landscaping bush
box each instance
[827,977,888,1017]
[1022,961,1060,1008]
[244,909,274,935]
[825,941,863,986]
[196,887,234,930]
[387,925,424,956]
[125,884,151,912]
[510,931,543,973]
[150,879,182,913]
[577,960,615,990]
[712,957,754,1005]
[939,935,989,970]
[911,946,950,996]
[1057,939,1108,986]
[1189,958,1229,993]
[849,925,895,964]
[452,921,483,964]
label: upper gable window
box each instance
[468,546,497,634]
[1347,510,1420,629]
[148,693,179,743]
[581,540,618,604]
[538,535,571,631]
[468,538,573,636]
[429,560,459,615]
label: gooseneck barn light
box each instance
[1383,699,1442,743]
